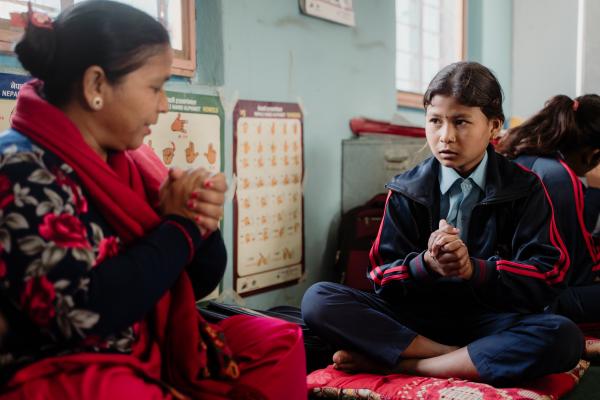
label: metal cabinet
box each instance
[342,135,431,213]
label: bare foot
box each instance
[584,338,600,361]
[332,350,388,373]
[402,334,460,359]
[398,347,480,381]
[332,346,479,381]
[331,341,461,374]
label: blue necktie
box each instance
[446,178,464,228]
[447,178,476,240]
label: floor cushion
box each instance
[307,360,590,400]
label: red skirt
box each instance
[0,315,307,400]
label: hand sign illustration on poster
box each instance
[170,113,188,134]
[204,143,217,165]
[185,141,199,163]
[257,253,268,266]
[162,142,175,165]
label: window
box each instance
[0,0,196,77]
[396,0,465,108]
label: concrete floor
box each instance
[563,364,600,400]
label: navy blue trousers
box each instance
[553,285,600,323]
[301,282,583,385]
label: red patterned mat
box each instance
[307,360,590,400]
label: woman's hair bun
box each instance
[14,23,56,81]
[13,1,169,105]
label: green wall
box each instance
[0,0,516,309]
[0,0,397,309]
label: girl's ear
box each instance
[489,118,503,138]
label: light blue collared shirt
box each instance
[439,152,488,241]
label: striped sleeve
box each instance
[502,164,570,283]
[470,167,570,311]
[558,160,600,272]
[368,191,438,295]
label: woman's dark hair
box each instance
[497,94,600,159]
[423,61,505,124]
[14,0,170,106]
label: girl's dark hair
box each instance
[423,61,505,123]
[497,94,600,158]
[14,0,170,106]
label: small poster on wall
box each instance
[0,73,30,132]
[299,0,355,27]
[144,91,224,299]
[144,91,223,173]
[233,100,304,296]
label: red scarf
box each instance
[8,80,241,399]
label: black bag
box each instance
[197,301,333,373]
[335,193,387,292]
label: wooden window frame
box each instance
[170,0,196,77]
[396,0,466,109]
[0,0,196,77]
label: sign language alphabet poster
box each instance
[234,100,304,296]
[0,73,31,132]
[144,91,223,173]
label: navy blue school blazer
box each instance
[368,145,569,314]
[515,154,600,286]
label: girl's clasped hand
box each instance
[425,219,473,279]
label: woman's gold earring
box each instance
[91,97,103,110]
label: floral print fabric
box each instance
[0,137,135,372]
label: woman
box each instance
[0,1,306,399]
[497,94,600,356]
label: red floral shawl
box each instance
[8,80,240,399]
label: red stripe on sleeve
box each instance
[496,264,546,279]
[383,265,408,274]
[369,191,393,269]
[558,159,599,263]
[513,163,570,284]
[381,273,410,285]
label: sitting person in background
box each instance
[497,95,600,356]
[302,61,582,385]
[0,1,306,399]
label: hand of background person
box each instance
[158,168,227,236]
[586,164,600,188]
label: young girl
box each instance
[302,62,583,385]
[497,95,600,328]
